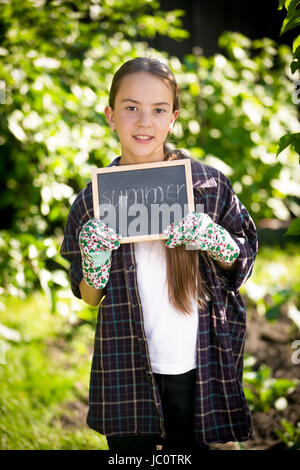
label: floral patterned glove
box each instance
[79,218,121,289]
[164,212,240,265]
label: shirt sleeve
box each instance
[60,183,94,299]
[214,174,258,291]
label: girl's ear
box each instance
[169,110,179,133]
[104,105,116,131]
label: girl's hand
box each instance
[79,218,121,289]
[164,212,240,266]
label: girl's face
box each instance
[105,72,178,165]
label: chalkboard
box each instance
[92,159,194,243]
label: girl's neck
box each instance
[119,151,165,166]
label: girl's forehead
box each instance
[115,72,173,102]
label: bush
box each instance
[0,0,299,303]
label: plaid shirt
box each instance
[60,156,258,445]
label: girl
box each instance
[61,57,258,451]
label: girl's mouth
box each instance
[133,135,154,143]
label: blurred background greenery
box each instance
[0,0,299,450]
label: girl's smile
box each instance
[133,135,153,142]
[105,72,178,165]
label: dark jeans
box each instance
[106,368,205,451]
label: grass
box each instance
[0,292,108,450]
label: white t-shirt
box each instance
[134,240,199,375]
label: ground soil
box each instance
[211,300,300,450]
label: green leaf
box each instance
[280,11,300,36]
[280,419,296,437]
[291,58,300,74]
[275,429,290,445]
[272,288,294,304]
[243,388,257,403]
[278,0,300,13]
[272,378,296,395]
[258,364,272,380]
[259,389,273,411]
[291,42,300,72]
[276,133,300,157]
[285,218,300,236]
[286,0,300,13]
[293,35,300,53]
[294,140,300,159]
[265,304,282,322]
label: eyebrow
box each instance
[121,99,170,107]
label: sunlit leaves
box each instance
[278,0,300,75]
[277,132,300,160]
[0,1,300,300]
[279,0,300,36]
[291,39,300,73]
[293,34,300,53]
[285,217,300,235]
[180,32,300,223]
[277,0,300,238]
[243,358,297,413]
[0,0,189,298]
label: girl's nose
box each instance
[138,111,152,127]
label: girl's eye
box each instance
[126,106,138,112]
[154,108,165,114]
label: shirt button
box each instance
[128,265,134,271]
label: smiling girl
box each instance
[104,67,178,166]
[61,57,258,451]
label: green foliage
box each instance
[0,292,107,449]
[179,33,299,225]
[0,0,188,299]
[277,0,300,235]
[285,217,300,235]
[275,419,300,449]
[243,356,298,413]
[0,0,299,302]
[277,132,300,160]
[242,244,300,327]
[278,0,300,36]
[263,283,300,323]
[243,244,300,417]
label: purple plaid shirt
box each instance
[60,155,258,445]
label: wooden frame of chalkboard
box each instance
[91,159,194,243]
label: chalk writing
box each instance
[101,183,186,206]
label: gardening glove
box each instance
[79,218,121,289]
[164,212,240,266]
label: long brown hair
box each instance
[108,57,209,314]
